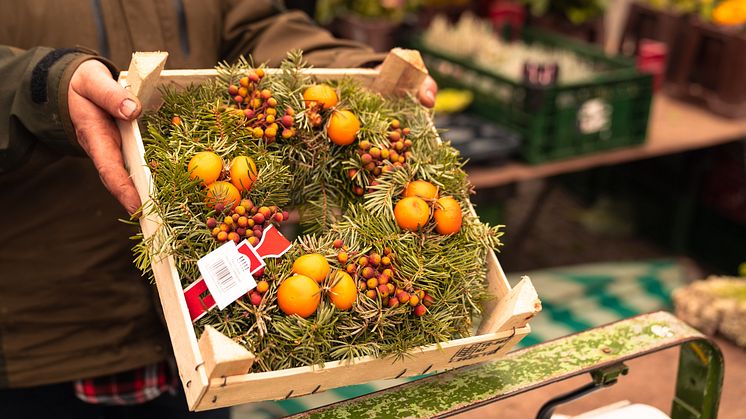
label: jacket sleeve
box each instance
[0,46,114,173]
[220,0,386,68]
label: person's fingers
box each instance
[70,60,142,121]
[418,75,438,108]
[69,91,142,215]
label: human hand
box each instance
[68,60,142,216]
[417,75,438,108]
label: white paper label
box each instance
[197,241,257,310]
[577,98,612,135]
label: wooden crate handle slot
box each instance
[370,48,429,97]
[198,326,256,381]
[477,276,541,335]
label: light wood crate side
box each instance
[120,68,380,112]
[118,56,211,407]
[196,325,530,410]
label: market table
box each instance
[466,94,746,189]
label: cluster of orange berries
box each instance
[227,69,296,143]
[348,119,413,196]
[336,241,433,316]
[206,199,289,246]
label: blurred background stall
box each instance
[234,1,746,418]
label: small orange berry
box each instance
[256,280,269,294]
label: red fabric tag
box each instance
[236,241,264,274]
[255,225,292,258]
[183,279,217,322]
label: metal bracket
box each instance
[535,363,629,419]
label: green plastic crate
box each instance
[414,28,654,164]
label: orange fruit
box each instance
[229,156,258,192]
[188,151,223,185]
[394,196,431,232]
[434,197,463,235]
[404,180,439,201]
[292,253,330,283]
[329,271,357,311]
[206,181,241,209]
[277,274,320,318]
[303,84,338,109]
[327,110,360,146]
[713,1,746,25]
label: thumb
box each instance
[418,76,438,108]
[70,60,142,120]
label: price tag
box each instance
[197,241,257,310]
[185,225,292,321]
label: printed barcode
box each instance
[209,257,237,293]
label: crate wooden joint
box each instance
[118,51,541,411]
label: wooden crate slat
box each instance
[118,113,209,408]
[196,326,530,410]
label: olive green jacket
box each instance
[0,0,382,388]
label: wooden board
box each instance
[198,325,531,410]
[118,51,540,411]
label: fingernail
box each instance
[120,99,138,119]
[425,90,435,107]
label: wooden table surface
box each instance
[467,95,746,189]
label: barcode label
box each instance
[208,257,236,294]
[197,241,256,310]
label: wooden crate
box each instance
[118,51,541,411]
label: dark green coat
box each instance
[0,0,382,388]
